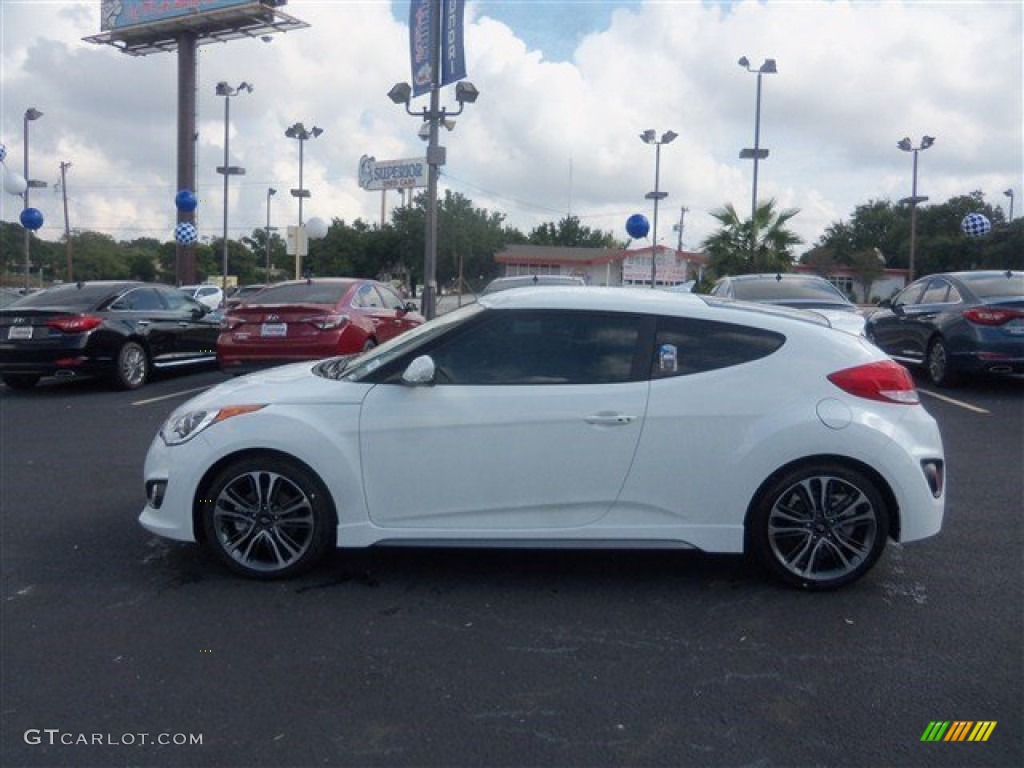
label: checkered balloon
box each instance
[960,212,991,237]
[174,221,198,245]
[0,143,6,163]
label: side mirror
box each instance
[878,298,893,309]
[403,301,418,314]
[402,355,436,386]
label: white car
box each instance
[180,284,224,311]
[141,287,945,589]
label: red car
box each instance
[217,278,423,375]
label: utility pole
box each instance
[60,161,72,281]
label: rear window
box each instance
[960,273,1024,299]
[9,283,134,310]
[245,281,354,306]
[652,316,785,378]
[732,278,846,302]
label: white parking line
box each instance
[132,385,212,406]
[917,388,990,414]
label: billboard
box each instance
[101,1,281,32]
[358,156,428,191]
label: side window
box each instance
[652,317,784,378]
[352,284,377,309]
[160,288,194,312]
[113,288,165,311]
[428,310,645,385]
[377,285,405,311]
[894,280,927,308]
[920,279,952,305]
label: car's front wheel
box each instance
[200,454,335,579]
[748,462,890,590]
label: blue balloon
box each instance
[175,189,198,212]
[626,213,650,239]
[20,207,44,230]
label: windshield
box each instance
[314,302,485,382]
[245,280,355,306]
[8,282,133,310]
[961,272,1024,299]
[732,278,849,304]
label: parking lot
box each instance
[1,368,1021,767]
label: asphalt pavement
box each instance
[1,369,1021,767]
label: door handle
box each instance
[585,412,635,426]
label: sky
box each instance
[0,0,1021,262]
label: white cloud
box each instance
[1,0,1020,257]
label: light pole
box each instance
[640,129,677,288]
[388,79,479,319]
[216,81,252,294]
[1004,188,1014,221]
[284,122,323,278]
[22,107,44,291]
[898,135,935,283]
[738,57,776,226]
[265,187,277,283]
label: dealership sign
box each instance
[100,0,275,31]
[358,155,427,191]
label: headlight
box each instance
[161,405,265,446]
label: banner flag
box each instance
[440,0,466,87]
[409,0,434,97]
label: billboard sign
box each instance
[101,0,275,32]
[358,156,427,191]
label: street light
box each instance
[640,129,677,288]
[284,121,323,278]
[388,78,479,320]
[1004,188,1014,221]
[216,81,252,293]
[898,134,935,283]
[23,107,45,291]
[266,187,277,283]
[738,57,777,225]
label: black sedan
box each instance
[0,281,220,391]
[865,270,1024,386]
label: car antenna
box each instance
[775,273,782,281]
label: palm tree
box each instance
[702,199,803,276]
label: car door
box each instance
[376,284,421,341]
[358,309,651,531]
[159,287,219,362]
[108,287,180,362]
[869,279,928,360]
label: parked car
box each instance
[482,274,585,294]
[142,287,944,589]
[180,284,225,311]
[217,278,424,375]
[224,284,267,309]
[865,270,1024,387]
[709,273,866,336]
[0,281,220,390]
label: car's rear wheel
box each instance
[200,455,334,579]
[2,374,41,390]
[749,463,889,590]
[112,341,149,390]
[926,337,961,387]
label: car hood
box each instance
[179,362,370,413]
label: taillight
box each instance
[45,315,103,334]
[827,360,920,404]
[962,307,1024,326]
[305,313,348,330]
[220,315,245,330]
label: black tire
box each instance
[200,455,335,579]
[2,374,41,390]
[926,337,962,388]
[111,341,149,390]
[748,462,890,590]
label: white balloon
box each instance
[3,166,28,196]
[305,217,329,240]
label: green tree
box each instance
[528,215,618,248]
[702,199,802,276]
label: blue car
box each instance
[865,270,1024,386]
